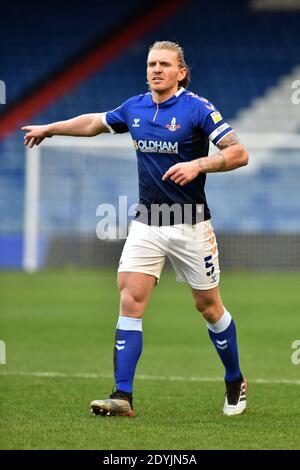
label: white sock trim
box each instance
[117,315,143,331]
[207,308,232,334]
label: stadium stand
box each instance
[0,0,143,105]
[0,0,300,268]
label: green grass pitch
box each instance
[0,270,300,450]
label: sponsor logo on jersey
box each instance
[133,139,178,154]
[132,118,140,127]
[210,111,222,124]
[166,117,181,132]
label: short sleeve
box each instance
[102,99,130,134]
[194,96,234,146]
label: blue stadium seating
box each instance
[0,0,142,105]
[31,0,300,120]
[1,0,300,267]
[206,150,300,233]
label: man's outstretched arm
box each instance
[22,113,109,148]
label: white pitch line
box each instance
[0,370,300,385]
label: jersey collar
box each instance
[148,87,186,107]
[175,87,185,97]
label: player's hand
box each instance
[21,125,52,148]
[162,161,200,186]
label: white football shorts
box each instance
[118,219,220,290]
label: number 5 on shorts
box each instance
[204,255,215,277]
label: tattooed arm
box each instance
[196,131,249,173]
[162,131,249,186]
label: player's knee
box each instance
[119,287,145,316]
[201,308,220,323]
[120,290,138,312]
[194,298,220,323]
[194,297,208,314]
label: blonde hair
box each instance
[148,41,190,89]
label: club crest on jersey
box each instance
[166,117,181,132]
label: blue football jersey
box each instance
[103,87,234,224]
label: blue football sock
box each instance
[207,308,242,382]
[114,315,143,393]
